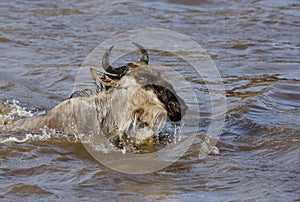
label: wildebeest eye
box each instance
[168,101,180,113]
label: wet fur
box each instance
[1,44,186,149]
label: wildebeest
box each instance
[2,43,187,150]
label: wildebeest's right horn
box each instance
[102,45,129,75]
[133,42,149,64]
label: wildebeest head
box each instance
[90,43,187,143]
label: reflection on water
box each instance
[0,0,299,201]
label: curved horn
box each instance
[132,42,149,64]
[102,45,129,75]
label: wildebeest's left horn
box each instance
[102,45,129,75]
[133,42,149,64]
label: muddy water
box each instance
[0,0,299,201]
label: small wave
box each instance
[0,134,32,143]
[0,127,72,144]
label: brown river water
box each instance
[0,0,299,201]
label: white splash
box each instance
[0,100,33,125]
[173,123,184,144]
[94,143,123,154]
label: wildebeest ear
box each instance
[90,68,119,91]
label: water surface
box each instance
[0,0,299,201]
